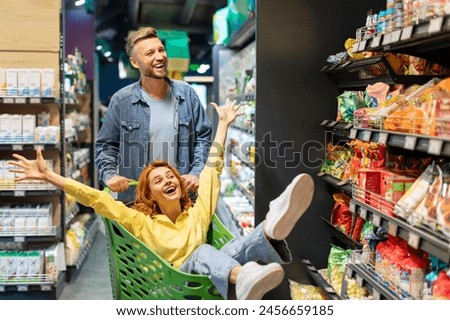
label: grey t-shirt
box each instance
[141,86,176,166]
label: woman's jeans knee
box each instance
[179,223,292,299]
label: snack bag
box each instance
[331,193,353,235]
[289,279,326,300]
[394,163,440,219]
[327,245,352,294]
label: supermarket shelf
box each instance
[300,259,341,300]
[232,149,254,169]
[0,142,61,151]
[345,263,401,300]
[317,172,353,195]
[65,203,80,228]
[0,189,59,197]
[230,123,255,136]
[66,216,100,282]
[0,96,58,105]
[321,55,437,90]
[0,270,65,300]
[0,227,62,243]
[349,198,450,263]
[321,217,363,251]
[349,127,450,157]
[354,14,450,67]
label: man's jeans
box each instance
[179,223,292,299]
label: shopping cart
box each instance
[102,182,235,300]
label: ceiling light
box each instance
[104,51,112,57]
[75,0,85,6]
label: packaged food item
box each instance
[289,280,326,300]
[436,163,450,237]
[331,193,353,236]
[394,162,440,219]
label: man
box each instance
[95,27,212,202]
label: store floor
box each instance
[59,223,113,300]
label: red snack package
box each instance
[432,271,450,299]
[331,193,353,236]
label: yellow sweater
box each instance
[64,157,223,269]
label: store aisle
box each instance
[59,223,113,300]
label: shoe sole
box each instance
[243,264,284,300]
[269,174,314,240]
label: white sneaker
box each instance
[264,173,314,240]
[235,262,284,300]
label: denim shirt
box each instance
[95,78,212,201]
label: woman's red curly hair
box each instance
[132,160,192,216]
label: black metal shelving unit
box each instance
[320,9,450,300]
[300,259,341,300]
[321,55,440,90]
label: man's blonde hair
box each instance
[125,27,159,56]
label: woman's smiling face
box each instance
[148,166,182,204]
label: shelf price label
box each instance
[12,144,23,151]
[401,26,414,40]
[428,16,444,33]
[320,120,330,126]
[372,215,381,227]
[14,190,25,197]
[427,139,443,155]
[14,236,26,243]
[362,130,372,141]
[373,289,381,300]
[3,97,14,104]
[30,97,41,104]
[17,285,28,292]
[371,36,382,48]
[408,233,420,249]
[41,285,52,291]
[404,136,417,150]
[356,274,364,287]
[349,202,356,214]
[15,97,26,104]
[0,286,5,292]
[345,267,353,278]
[358,40,367,51]
[360,207,368,220]
[327,121,338,127]
[388,222,398,236]
[349,128,358,139]
[378,132,389,145]
[390,29,402,43]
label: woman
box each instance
[9,99,314,300]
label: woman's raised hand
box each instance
[210,98,243,126]
[8,147,50,182]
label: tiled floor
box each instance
[59,223,112,300]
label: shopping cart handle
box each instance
[103,180,138,193]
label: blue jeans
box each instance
[179,223,292,299]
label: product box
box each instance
[29,68,41,97]
[45,243,66,281]
[5,68,18,96]
[9,114,22,143]
[358,169,381,208]
[22,114,36,143]
[41,68,55,97]
[0,114,11,143]
[0,68,6,97]
[17,68,30,96]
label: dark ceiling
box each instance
[95,0,228,62]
